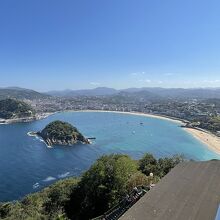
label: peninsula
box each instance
[0,98,36,123]
[33,120,90,146]
[0,98,53,124]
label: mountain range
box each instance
[1,86,220,100]
[46,87,118,97]
[0,87,50,100]
[46,87,220,99]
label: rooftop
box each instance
[120,160,220,220]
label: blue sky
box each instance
[0,0,220,91]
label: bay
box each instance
[0,111,219,202]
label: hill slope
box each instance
[46,87,220,99]
[0,99,35,119]
[46,87,118,97]
[37,120,89,146]
[0,87,50,100]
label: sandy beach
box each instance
[74,110,220,155]
[72,110,185,124]
[183,127,220,155]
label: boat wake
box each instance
[33,182,40,189]
[43,176,56,182]
[58,172,70,178]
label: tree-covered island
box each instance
[36,120,90,146]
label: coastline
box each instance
[183,127,220,155]
[71,110,220,155]
[2,109,220,155]
[0,112,54,125]
[27,131,53,148]
[68,110,185,125]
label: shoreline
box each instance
[66,110,185,125]
[0,112,55,125]
[70,110,220,155]
[2,109,220,156]
[183,127,220,155]
[27,131,53,148]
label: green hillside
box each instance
[0,98,35,119]
[0,154,183,220]
[0,88,50,100]
[38,120,89,146]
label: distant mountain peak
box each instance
[0,87,50,100]
[46,87,118,97]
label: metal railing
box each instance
[91,185,149,220]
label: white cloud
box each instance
[90,82,101,86]
[145,79,151,83]
[138,79,151,83]
[163,73,174,76]
[130,71,146,76]
[202,79,220,84]
[131,72,138,76]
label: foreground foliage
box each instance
[0,178,79,219]
[0,153,184,220]
[139,153,184,178]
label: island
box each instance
[32,120,90,146]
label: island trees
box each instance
[37,120,90,146]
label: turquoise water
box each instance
[0,111,219,202]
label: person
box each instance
[133,186,138,194]
[123,194,130,205]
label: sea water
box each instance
[0,111,219,201]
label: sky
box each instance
[0,0,220,91]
